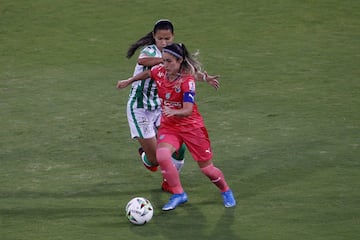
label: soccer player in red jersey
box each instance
[117,43,235,210]
[123,19,220,193]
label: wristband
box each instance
[202,72,207,82]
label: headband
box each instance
[163,48,182,59]
[155,19,172,25]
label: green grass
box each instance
[1,0,359,239]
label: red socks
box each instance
[157,147,229,193]
[201,163,230,192]
[156,147,183,194]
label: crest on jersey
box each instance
[174,85,181,93]
[188,81,195,92]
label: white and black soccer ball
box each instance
[125,197,153,225]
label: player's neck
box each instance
[166,72,181,82]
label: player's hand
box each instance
[116,78,132,89]
[204,71,220,90]
[163,106,176,117]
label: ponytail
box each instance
[180,43,202,75]
[126,32,154,58]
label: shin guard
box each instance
[201,163,230,192]
[157,148,183,194]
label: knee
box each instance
[156,147,172,163]
[200,163,215,175]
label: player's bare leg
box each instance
[137,137,158,171]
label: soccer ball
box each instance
[125,197,153,225]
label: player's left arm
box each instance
[163,101,194,117]
[195,71,220,90]
[163,78,195,117]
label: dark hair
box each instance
[126,19,174,58]
[163,43,202,75]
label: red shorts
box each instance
[157,126,213,162]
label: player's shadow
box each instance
[127,188,207,238]
[127,188,239,240]
[211,208,238,240]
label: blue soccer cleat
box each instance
[162,192,188,211]
[221,189,236,208]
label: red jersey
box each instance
[150,65,205,132]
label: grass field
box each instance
[1,0,359,239]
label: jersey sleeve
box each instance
[139,45,157,59]
[182,76,196,103]
[182,76,196,94]
[150,64,164,80]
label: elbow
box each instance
[182,109,193,117]
[138,58,155,66]
[181,103,194,116]
[137,59,146,65]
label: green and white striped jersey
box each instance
[128,44,162,111]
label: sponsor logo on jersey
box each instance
[164,100,182,109]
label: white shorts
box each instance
[127,105,161,139]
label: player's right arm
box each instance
[138,57,163,67]
[116,70,151,89]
